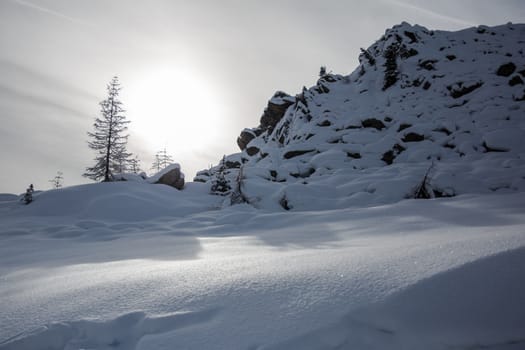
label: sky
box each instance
[1,0,524,194]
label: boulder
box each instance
[154,166,185,190]
[448,81,484,99]
[283,149,316,159]
[237,128,258,150]
[246,146,260,156]
[381,144,406,165]
[362,118,386,130]
[509,75,524,86]
[403,132,425,142]
[496,62,516,77]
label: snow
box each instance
[0,181,215,221]
[482,129,525,152]
[2,22,525,349]
[0,194,18,202]
[1,184,525,349]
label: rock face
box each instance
[237,129,258,150]
[197,22,525,211]
[236,91,295,151]
[260,91,296,132]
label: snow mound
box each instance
[0,194,18,202]
[270,247,525,349]
[1,181,219,221]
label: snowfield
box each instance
[1,182,524,349]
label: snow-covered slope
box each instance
[198,22,525,211]
[1,188,524,349]
[0,181,217,221]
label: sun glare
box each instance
[124,66,224,158]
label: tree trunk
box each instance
[104,98,114,182]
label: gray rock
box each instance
[237,129,258,150]
[496,62,516,77]
[156,167,185,190]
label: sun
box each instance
[124,66,224,158]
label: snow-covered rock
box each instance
[147,164,185,190]
[111,165,185,189]
[199,22,525,211]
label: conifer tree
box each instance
[84,76,132,181]
[129,155,142,174]
[49,171,64,189]
[114,147,133,174]
[211,156,231,195]
[151,148,174,172]
[23,184,34,204]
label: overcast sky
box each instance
[1,0,524,193]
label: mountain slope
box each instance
[197,22,525,211]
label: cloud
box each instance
[0,58,98,101]
[0,85,91,121]
[9,0,89,25]
[387,0,476,27]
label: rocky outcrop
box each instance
[236,91,295,151]
[261,91,296,131]
[197,22,525,211]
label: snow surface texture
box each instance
[2,23,525,350]
[198,22,525,211]
[1,184,525,349]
